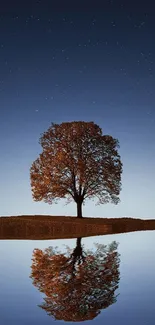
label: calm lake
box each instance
[0,230,155,324]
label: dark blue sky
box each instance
[0,0,155,218]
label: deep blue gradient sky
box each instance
[0,0,155,218]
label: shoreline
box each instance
[0,215,155,240]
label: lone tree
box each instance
[30,121,122,217]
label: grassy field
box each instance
[0,215,155,240]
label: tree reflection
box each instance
[30,238,120,322]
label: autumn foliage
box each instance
[30,121,123,217]
[30,239,120,322]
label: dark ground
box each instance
[0,215,155,239]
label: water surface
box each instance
[0,230,155,324]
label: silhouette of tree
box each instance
[30,238,120,321]
[30,121,123,217]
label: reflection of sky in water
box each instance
[0,231,155,324]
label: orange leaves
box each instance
[30,240,120,321]
[30,121,123,212]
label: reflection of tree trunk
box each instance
[77,201,82,218]
[72,237,82,258]
[76,237,82,250]
[70,237,85,272]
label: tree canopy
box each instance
[30,239,120,321]
[30,121,123,217]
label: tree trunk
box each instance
[77,200,82,218]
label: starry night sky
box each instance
[0,0,155,218]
